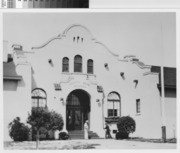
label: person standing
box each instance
[104,122,112,138]
[84,120,89,139]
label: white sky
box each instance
[3,12,176,67]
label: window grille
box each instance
[87,59,93,74]
[107,92,120,117]
[74,55,82,72]
[31,88,47,108]
[62,57,69,72]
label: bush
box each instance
[27,107,64,141]
[59,132,69,140]
[8,117,30,141]
[116,116,136,139]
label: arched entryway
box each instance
[66,89,90,131]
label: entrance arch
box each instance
[66,89,90,131]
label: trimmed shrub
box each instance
[27,107,64,141]
[59,132,69,140]
[116,116,136,139]
[8,117,30,141]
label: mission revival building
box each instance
[3,24,176,141]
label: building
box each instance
[2,0,88,8]
[3,24,176,141]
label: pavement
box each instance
[4,139,176,150]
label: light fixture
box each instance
[96,99,100,103]
[60,98,64,104]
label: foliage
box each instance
[8,117,30,141]
[49,110,64,131]
[27,107,50,131]
[27,107,64,141]
[59,132,69,140]
[116,116,136,139]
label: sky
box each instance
[3,12,176,67]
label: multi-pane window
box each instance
[136,99,140,113]
[67,93,80,106]
[31,88,47,108]
[74,55,82,72]
[87,59,93,74]
[107,92,120,117]
[62,57,69,72]
[7,0,14,8]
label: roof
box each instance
[151,66,176,88]
[3,61,22,80]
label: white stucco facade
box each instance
[3,24,176,141]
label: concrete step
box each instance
[68,130,100,139]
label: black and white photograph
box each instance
[2,11,177,150]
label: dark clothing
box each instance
[104,125,112,138]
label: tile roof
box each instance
[3,61,22,80]
[151,66,176,88]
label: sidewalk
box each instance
[4,139,176,150]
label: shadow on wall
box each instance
[3,80,18,91]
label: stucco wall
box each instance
[3,63,31,141]
[3,25,176,140]
[28,25,165,139]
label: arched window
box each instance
[87,59,93,74]
[74,55,82,72]
[31,88,47,108]
[107,92,121,117]
[62,57,69,72]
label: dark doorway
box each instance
[66,89,90,131]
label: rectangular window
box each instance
[136,99,140,113]
[108,109,117,117]
[74,63,82,72]
[63,64,69,72]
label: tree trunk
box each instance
[36,130,39,149]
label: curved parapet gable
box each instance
[31,24,119,58]
[31,24,151,69]
[62,24,93,39]
[93,39,119,57]
[32,36,62,50]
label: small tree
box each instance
[27,108,64,149]
[49,110,64,131]
[116,116,136,139]
[8,117,30,141]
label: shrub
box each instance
[116,116,136,139]
[59,132,69,140]
[8,117,30,141]
[27,107,64,143]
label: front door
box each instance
[67,108,82,130]
[66,89,90,131]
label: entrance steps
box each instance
[68,130,100,139]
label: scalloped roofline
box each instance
[32,37,62,50]
[31,24,119,58]
[61,24,93,38]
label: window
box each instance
[62,57,69,72]
[74,55,82,72]
[87,59,93,74]
[31,88,47,108]
[136,99,140,113]
[107,92,120,117]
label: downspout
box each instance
[102,90,105,129]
